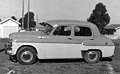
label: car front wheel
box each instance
[84,51,101,64]
[16,46,37,65]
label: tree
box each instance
[87,3,110,34]
[11,16,17,20]
[19,12,36,30]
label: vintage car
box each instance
[5,20,115,65]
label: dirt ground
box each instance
[0,39,120,74]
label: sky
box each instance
[0,0,120,24]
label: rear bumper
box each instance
[110,55,114,58]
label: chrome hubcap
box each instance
[21,51,33,63]
[87,51,98,61]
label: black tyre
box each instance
[84,51,101,64]
[16,46,37,65]
[9,55,17,62]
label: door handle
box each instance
[68,38,72,40]
[90,38,94,40]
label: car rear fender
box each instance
[81,49,102,58]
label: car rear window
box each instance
[74,26,92,36]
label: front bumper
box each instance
[5,43,18,62]
[6,48,12,55]
[4,47,12,55]
[4,42,13,55]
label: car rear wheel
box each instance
[16,46,37,65]
[84,51,101,64]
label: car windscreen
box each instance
[40,22,53,35]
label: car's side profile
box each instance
[5,20,115,65]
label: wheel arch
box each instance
[81,49,102,58]
[16,45,38,56]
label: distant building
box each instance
[105,24,120,39]
[0,18,20,38]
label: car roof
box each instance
[45,20,101,37]
[45,20,95,27]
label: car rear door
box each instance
[72,25,94,44]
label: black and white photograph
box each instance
[0,0,119,74]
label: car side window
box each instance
[53,26,71,36]
[74,26,92,36]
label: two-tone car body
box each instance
[5,20,115,65]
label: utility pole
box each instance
[22,0,24,30]
[27,0,30,31]
[36,14,38,25]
